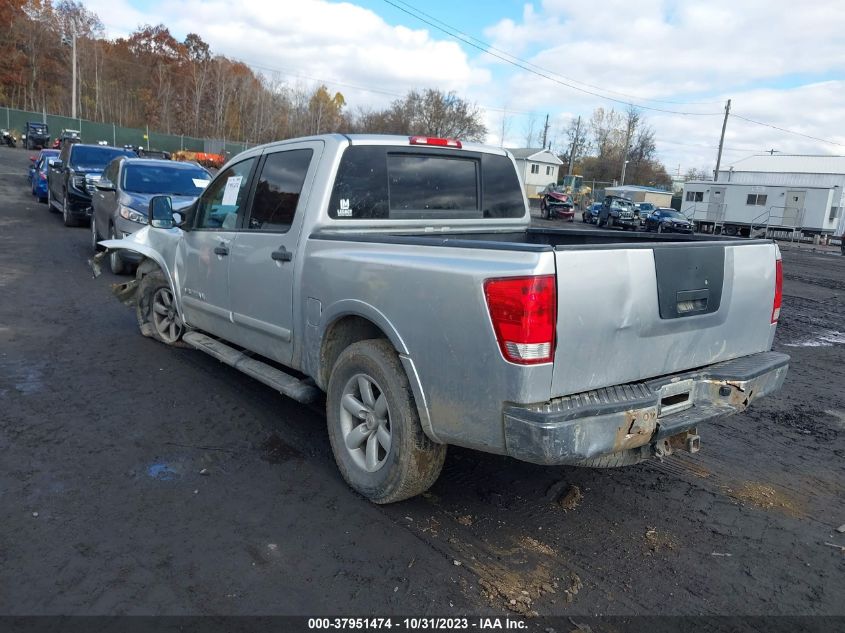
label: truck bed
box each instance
[311,226,779,400]
[312,227,765,251]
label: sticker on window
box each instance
[221,175,243,206]
[193,179,210,189]
[337,198,352,217]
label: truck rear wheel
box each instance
[327,339,446,504]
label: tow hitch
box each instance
[653,428,701,460]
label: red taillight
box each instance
[771,258,783,323]
[39,172,46,180]
[484,275,556,365]
[409,135,462,149]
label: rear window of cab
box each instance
[328,145,525,220]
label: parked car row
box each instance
[575,197,693,234]
[22,141,211,275]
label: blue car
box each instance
[582,202,603,224]
[30,149,60,203]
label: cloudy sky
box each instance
[84,0,845,175]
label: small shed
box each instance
[509,148,563,198]
[604,185,673,207]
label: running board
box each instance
[182,331,320,404]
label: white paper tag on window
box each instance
[221,175,242,205]
[193,179,210,189]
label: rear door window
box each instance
[328,145,524,220]
[245,149,313,231]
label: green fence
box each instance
[2,106,251,157]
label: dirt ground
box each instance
[1,146,843,618]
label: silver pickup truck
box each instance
[101,134,789,504]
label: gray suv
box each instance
[91,157,210,274]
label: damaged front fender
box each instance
[88,225,182,309]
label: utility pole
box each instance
[714,98,731,182]
[620,116,633,186]
[567,115,581,177]
[71,31,77,120]
[541,113,549,148]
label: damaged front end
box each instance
[89,224,182,306]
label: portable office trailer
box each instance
[716,154,845,237]
[681,181,840,237]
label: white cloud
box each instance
[476,0,845,171]
[87,0,489,108]
[83,0,845,173]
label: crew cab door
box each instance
[225,141,322,366]
[177,156,257,341]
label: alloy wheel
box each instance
[151,286,183,344]
[339,374,392,473]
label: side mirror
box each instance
[149,195,175,228]
[30,155,37,162]
[95,179,115,191]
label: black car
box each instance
[23,121,50,149]
[47,143,137,227]
[643,208,693,234]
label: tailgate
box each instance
[551,241,778,396]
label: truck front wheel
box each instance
[327,339,446,504]
[136,271,185,346]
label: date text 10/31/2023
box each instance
[307,617,527,630]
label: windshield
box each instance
[29,124,48,133]
[122,164,210,195]
[662,210,685,220]
[639,203,655,211]
[71,146,135,170]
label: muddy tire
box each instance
[135,270,186,346]
[62,193,79,227]
[47,187,58,213]
[108,225,126,275]
[577,448,647,468]
[90,215,104,253]
[326,339,446,504]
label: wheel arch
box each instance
[316,304,440,444]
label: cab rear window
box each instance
[328,145,524,220]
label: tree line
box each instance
[0,0,487,144]
[556,106,672,189]
[2,1,675,188]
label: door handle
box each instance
[213,245,229,256]
[271,246,293,262]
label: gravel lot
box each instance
[1,146,843,618]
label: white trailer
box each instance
[681,180,841,238]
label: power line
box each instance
[730,113,845,148]
[655,138,765,153]
[386,0,724,107]
[382,0,724,116]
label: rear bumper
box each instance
[503,351,789,465]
